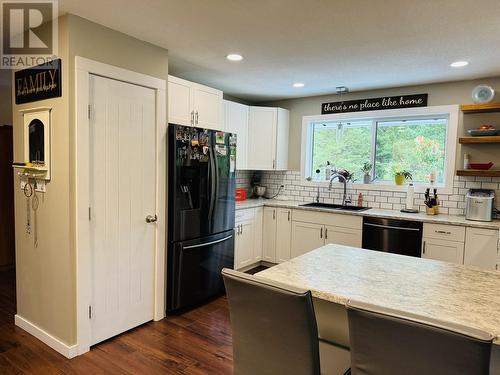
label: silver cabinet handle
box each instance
[273,160,276,169]
[240,224,243,235]
[423,241,426,254]
[273,210,276,220]
[146,214,157,223]
[325,228,328,239]
[435,230,451,235]
[320,227,323,239]
[195,111,199,125]
[190,110,194,126]
[288,211,290,221]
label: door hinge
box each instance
[88,104,91,119]
[88,207,92,221]
[88,305,92,319]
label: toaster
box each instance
[465,189,495,222]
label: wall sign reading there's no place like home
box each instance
[321,94,428,114]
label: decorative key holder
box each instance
[13,107,52,247]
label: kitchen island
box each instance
[257,244,500,372]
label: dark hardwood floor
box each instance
[0,268,233,374]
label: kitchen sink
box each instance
[300,202,371,212]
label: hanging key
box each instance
[32,186,39,248]
[24,181,33,234]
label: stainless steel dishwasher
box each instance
[362,217,423,257]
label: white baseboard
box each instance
[15,314,79,359]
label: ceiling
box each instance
[58,0,500,102]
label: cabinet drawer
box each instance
[423,223,465,243]
[235,208,255,223]
[292,209,362,230]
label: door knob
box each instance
[146,215,157,223]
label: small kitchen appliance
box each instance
[466,189,495,222]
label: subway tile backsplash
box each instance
[236,170,500,216]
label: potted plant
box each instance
[394,170,412,185]
[361,162,372,184]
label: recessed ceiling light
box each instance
[293,82,305,88]
[450,61,469,68]
[226,54,243,62]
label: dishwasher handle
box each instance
[363,222,421,232]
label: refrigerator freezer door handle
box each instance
[208,145,216,223]
[183,235,233,250]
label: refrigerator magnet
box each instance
[216,132,225,144]
[216,144,227,156]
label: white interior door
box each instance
[89,74,156,345]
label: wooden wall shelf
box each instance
[456,169,500,177]
[459,136,500,144]
[460,102,500,114]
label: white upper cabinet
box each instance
[246,106,290,171]
[168,75,223,130]
[248,107,277,170]
[168,77,192,126]
[275,108,289,170]
[224,100,249,169]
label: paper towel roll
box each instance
[406,183,414,210]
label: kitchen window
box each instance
[302,105,459,193]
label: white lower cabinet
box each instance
[276,209,292,263]
[291,209,363,258]
[234,208,263,270]
[464,227,499,270]
[253,207,264,263]
[235,219,256,269]
[325,225,362,248]
[422,238,465,264]
[262,207,277,263]
[291,221,325,258]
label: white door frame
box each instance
[75,56,167,356]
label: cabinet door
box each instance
[422,238,464,264]
[192,84,223,130]
[234,220,255,270]
[168,77,192,126]
[247,107,277,170]
[262,207,277,263]
[291,222,325,258]
[276,209,292,263]
[464,228,498,270]
[224,100,249,169]
[253,207,263,262]
[275,108,289,170]
[325,226,362,248]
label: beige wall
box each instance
[263,77,500,171]
[13,14,168,346]
[0,70,12,125]
[13,16,72,344]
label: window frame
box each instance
[301,105,459,194]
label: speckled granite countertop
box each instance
[257,245,500,343]
[236,199,500,230]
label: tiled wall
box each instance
[237,170,500,216]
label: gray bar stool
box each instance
[347,300,493,375]
[222,268,350,375]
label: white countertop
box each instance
[236,199,500,230]
[257,245,500,344]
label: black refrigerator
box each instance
[167,124,236,313]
